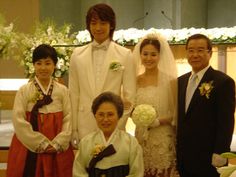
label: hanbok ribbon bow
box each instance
[30,95,53,131]
[87,144,116,172]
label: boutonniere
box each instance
[198,80,214,99]
[91,144,106,158]
[29,91,44,103]
[109,61,124,71]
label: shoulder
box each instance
[70,44,90,60]
[178,72,191,85]
[178,72,191,80]
[137,74,145,87]
[18,80,34,92]
[111,42,132,55]
[73,44,90,53]
[80,131,98,144]
[117,130,139,145]
[53,80,68,91]
[209,68,235,85]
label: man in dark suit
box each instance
[176,33,235,177]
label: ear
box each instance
[208,50,213,57]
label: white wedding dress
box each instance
[135,86,178,177]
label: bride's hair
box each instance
[139,38,161,53]
[133,32,178,125]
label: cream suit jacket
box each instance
[69,41,136,140]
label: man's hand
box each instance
[212,153,227,167]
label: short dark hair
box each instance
[140,38,161,53]
[32,44,58,65]
[186,33,212,51]
[86,3,116,40]
[92,91,124,118]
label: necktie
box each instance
[185,74,198,111]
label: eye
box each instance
[35,61,42,65]
[151,53,158,57]
[107,112,114,117]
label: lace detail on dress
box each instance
[135,86,178,177]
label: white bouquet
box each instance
[132,104,157,127]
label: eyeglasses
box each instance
[186,49,209,55]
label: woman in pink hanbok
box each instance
[7,44,74,177]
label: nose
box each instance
[94,23,101,31]
[103,115,110,121]
[146,55,152,60]
[41,64,46,69]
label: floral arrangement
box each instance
[0,23,20,60]
[19,22,78,78]
[198,81,214,99]
[91,144,106,158]
[76,26,236,46]
[109,61,124,71]
[217,152,236,177]
[131,104,157,127]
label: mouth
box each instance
[144,62,154,66]
[101,124,111,128]
[39,72,49,75]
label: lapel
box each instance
[96,42,115,93]
[186,67,214,114]
[85,43,96,97]
[179,72,191,116]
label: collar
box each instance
[99,128,118,145]
[92,39,111,50]
[191,65,210,83]
[35,76,53,94]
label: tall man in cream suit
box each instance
[69,3,136,148]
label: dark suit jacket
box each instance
[177,67,235,177]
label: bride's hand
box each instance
[148,119,160,128]
[159,117,172,125]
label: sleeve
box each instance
[73,140,89,177]
[69,48,80,133]
[51,85,72,151]
[12,85,50,152]
[127,136,144,177]
[118,50,137,129]
[214,76,235,153]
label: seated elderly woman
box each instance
[73,91,144,177]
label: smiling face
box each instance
[140,44,160,71]
[34,57,55,82]
[89,17,111,44]
[186,38,212,73]
[95,102,119,138]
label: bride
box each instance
[132,33,179,177]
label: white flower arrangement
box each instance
[109,61,124,71]
[198,81,214,99]
[0,23,19,60]
[132,104,157,127]
[76,26,236,46]
[19,22,78,78]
